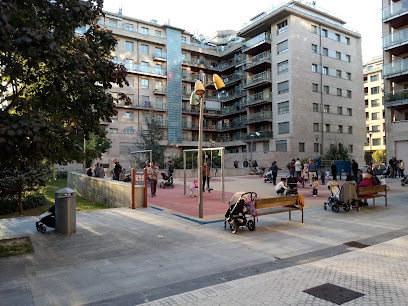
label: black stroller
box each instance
[224,192,257,234]
[286,176,298,195]
[159,172,174,188]
[401,175,408,186]
[36,205,55,233]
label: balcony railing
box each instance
[222,73,244,86]
[243,130,273,141]
[154,86,167,95]
[382,0,408,20]
[383,28,408,49]
[116,100,167,111]
[247,111,273,123]
[384,88,408,107]
[182,73,198,82]
[243,32,272,51]
[383,58,408,78]
[97,20,167,39]
[245,71,272,87]
[153,50,167,61]
[246,52,271,69]
[182,57,220,71]
[218,88,247,101]
[245,91,272,106]
[122,62,167,76]
[218,55,246,71]
[182,104,200,113]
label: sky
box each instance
[102,0,383,62]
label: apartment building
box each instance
[95,0,365,169]
[382,0,408,164]
[363,57,385,163]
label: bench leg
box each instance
[386,190,387,207]
[302,209,304,223]
[289,211,291,221]
[373,197,375,206]
[253,215,256,230]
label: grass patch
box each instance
[0,178,107,219]
[0,237,34,258]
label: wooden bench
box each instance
[253,195,304,230]
[357,185,388,207]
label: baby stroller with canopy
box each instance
[159,172,174,189]
[324,180,358,212]
[36,205,55,233]
[286,176,298,195]
[224,192,257,234]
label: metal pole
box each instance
[198,95,204,218]
[183,150,186,196]
[83,137,86,173]
[221,148,225,203]
[131,168,135,209]
[149,151,152,163]
[250,136,253,171]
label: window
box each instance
[156,97,163,109]
[276,140,287,152]
[345,54,351,62]
[278,81,289,94]
[299,142,305,152]
[347,90,352,98]
[141,61,149,72]
[155,64,162,74]
[323,85,329,94]
[313,123,320,132]
[127,76,133,87]
[335,33,340,41]
[364,87,369,95]
[109,19,118,27]
[312,64,318,72]
[337,107,342,115]
[312,44,318,53]
[337,125,343,133]
[364,76,368,83]
[371,99,379,107]
[141,27,149,35]
[277,40,288,54]
[372,112,379,120]
[314,143,319,153]
[109,128,118,133]
[370,74,379,82]
[110,114,118,121]
[347,72,351,80]
[311,25,318,34]
[125,41,133,51]
[278,101,289,114]
[336,51,341,60]
[277,20,288,34]
[263,141,269,152]
[372,125,380,132]
[336,70,341,78]
[348,126,353,134]
[324,124,330,132]
[141,44,149,54]
[126,112,133,121]
[181,36,186,43]
[322,66,328,75]
[371,87,379,95]
[278,122,290,134]
[347,108,352,116]
[321,28,328,37]
[323,48,328,56]
[155,30,162,36]
[155,47,162,55]
[372,138,381,146]
[345,37,350,45]
[313,103,319,112]
[124,23,133,31]
[324,105,330,113]
[141,79,149,89]
[365,99,369,107]
[337,88,342,96]
[366,112,369,119]
[278,60,289,74]
[123,126,134,134]
[312,83,319,92]
[348,144,353,153]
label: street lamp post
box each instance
[368,130,373,164]
[250,132,260,171]
[190,74,225,218]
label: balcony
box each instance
[182,91,193,100]
[216,134,244,143]
[182,57,220,72]
[122,62,167,78]
[242,32,272,55]
[153,86,167,95]
[383,28,408,55]
[244,71,272,90]
[384,88,408,107]
[182,122,199,130]
[383,58,408,80]
[182,104,200,114]
[243,130,273,141]
[218,55,246,72]
[152,51,167,62]
[382,0,408,28]
[218,88,247,102]
[221,120,247,130]
[247,111,273,123]
[245,52,272,73]
[222,73,245,87]
[116,99,167,111]
[182,73,198,83]
[244,91,272,108]
[221,104,244,115]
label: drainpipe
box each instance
[319,24,324,156]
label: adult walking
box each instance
[112,159,122,180]
[147,162,158,197]
[295,158,302,181]
[308,159,317,183]
[351,159,358,182]
[289,159,296,177]
[331,161,337,180]
[270,161,281,185]
[98,164,105,178]
[202,162,211,193]
[167,160,174,184]
[400,159,405,178]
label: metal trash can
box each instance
[55,188,76,235]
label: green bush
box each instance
[0,193,47,215]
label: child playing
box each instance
[312,176,319,196]
[325,169,330,179]
[189,179,198,197]
[302,167,309,188]
[275,178,288,196]
[321,170,325,185]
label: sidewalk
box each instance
[0,178,407,305]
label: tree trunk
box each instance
[18,191,23,215]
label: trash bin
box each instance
[55,188,76,235]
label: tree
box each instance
[0,0,129,213]
[83,133,112,167]
[323,144,351,161]
[372,150,386,164]
[132,114,165,168]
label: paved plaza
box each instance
[0,176,407,305]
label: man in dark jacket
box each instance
[351,159,359,182]
[113,159,122,180]
[331,161,337,180]
[167,161,174,184]
[270,161,281,185]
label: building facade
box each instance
[95,0,365,170]
[382,0,408,164]
[363,57,385,163]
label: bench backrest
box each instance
[357,185,386,195]
[256,196,298,209]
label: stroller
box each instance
[224,192,257,234]
[36,205,55,233]
[324,180,358,212]
[286,176,298,195]
[401,175,408,186]
[264,170,273,183]
[159,172,174,188]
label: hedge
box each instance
[0,193,47,215]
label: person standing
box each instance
[308,159,317,185]
[295,158,302,181]
[112,159,122,180]
[289,159,296,177]
[93,163,99,177]
[270,161,281,185]
[98,164,105,178]
[389,157,396,178]
[167,161,174,184]
[312,177,319,196]
[331,161,337,180]
[202,162,211,193]
[86,167,93,176]
[400,160,405,178]
[147,162,158,197]
[351,159,359,182]
[321,170,325,185]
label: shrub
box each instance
[0,193,47,215]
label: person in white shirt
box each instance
[295,158,302,181]
[275,178,288,196]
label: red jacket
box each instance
[358,178,373,197]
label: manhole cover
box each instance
[304,283,364,305]
[344,241,370,248]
